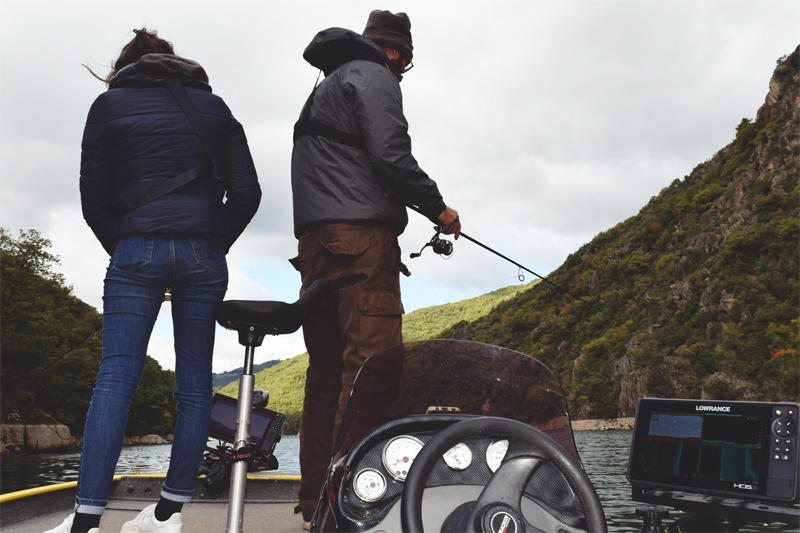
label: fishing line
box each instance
[22,326,102,384]
[459,231,618,321]
[406,205,617,322]
[436,254,526,280]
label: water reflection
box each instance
[574,430,640,532]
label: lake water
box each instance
[0,437,301,495]
[2,432,797,531]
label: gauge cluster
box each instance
[335,415,582,533]
[347,432,510,504]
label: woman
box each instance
[47,29,261,533]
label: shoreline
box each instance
[0,422,175,456]
[2,419,632,456]
[570,417,634,431]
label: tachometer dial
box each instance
[486,439,509,473]
[382,435,424,481]
[353,468,387,502]
[443,442,472,470]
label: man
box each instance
[290,10,460,528]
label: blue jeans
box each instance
[75,234,227,514]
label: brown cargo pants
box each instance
[289,222,404,520]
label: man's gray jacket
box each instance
[291,28,446,238]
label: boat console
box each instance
[627,398,800,532]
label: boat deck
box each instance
[1,474,304,532]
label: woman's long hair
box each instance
[86,28,175,85]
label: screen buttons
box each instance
[773,418,796,437]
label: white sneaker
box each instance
[120,504,182,533]
[43,514,100,533]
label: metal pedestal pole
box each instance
[225,344,256,533]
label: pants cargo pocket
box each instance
[321,236,371,257]
[356,289,404,359]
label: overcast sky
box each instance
[1,1,797,373]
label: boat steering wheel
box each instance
[400,417,607,533]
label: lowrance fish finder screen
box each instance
[626,398,800,501]
[641,410,763,490]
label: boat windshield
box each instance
[331,339,579,465]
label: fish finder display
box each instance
[628,399,799,502]
[642,411,762,488]
[208,393,284,451]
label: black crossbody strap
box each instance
[166,81,224,177]
[297,119,365,149]
[293,73,365,150]
[166,81,228,252]
[112,163,213,215]
[111,82,225,216]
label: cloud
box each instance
[2,0,798,369]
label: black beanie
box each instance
[362,10,413,60]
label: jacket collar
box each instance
[110,54,213,91]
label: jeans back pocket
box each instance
[191,236,227,273]
[112,234,154,272]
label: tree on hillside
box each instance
[1,229,102,424]
[1,228,178,435]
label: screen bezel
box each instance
[208,393,280,451]
[627,398,774,500]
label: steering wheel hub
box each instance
[482,505,523,533]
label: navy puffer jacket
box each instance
[80,54,261,253]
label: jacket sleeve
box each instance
[349,69,446,221]
[222,117,261,250]
[79,95,116,255]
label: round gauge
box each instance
[353,468,387,502]
[382,435,424,481]
[443,442,473,470]
[486,439,509,473]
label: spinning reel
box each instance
[410,228,454,259]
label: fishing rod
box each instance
[406,205,617,323]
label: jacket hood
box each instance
[304,27,400,80]
[110,54,212,91]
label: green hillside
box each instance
[212,360,281,389]
[402,281,538,342]
[217,280,537,432]
[441,47,800,419]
